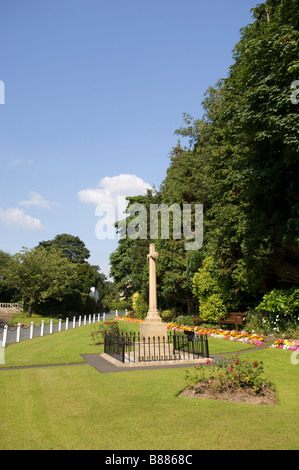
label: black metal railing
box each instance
[104,331,209,363]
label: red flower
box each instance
[235,359,239,365]
[206,360,211,366]
[252,361,259,367]
[228,365,233,371]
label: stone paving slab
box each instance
[81,353,211,373]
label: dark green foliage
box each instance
[38,233,91,263]
[32,290,96,318]
[109,0,299,326]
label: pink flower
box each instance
[206,360,211,366]
[228,366,233,371]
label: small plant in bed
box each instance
[182,354,277,405]
[90,321,120,345]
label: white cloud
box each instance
[0,207,44,230]
[19,191,61,209]
[78,174,153,213]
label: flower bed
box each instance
[167,323,266,346]
[116,317,266,346]
[182,355,277,405]
[271,339,299,351]
[117,317,299,352]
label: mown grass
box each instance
[2,319,254,367]
[0,319,298,450]
[7,313,61,326]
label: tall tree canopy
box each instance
[109,0,299,314]
[38,233,90,263]
[3,247,77,316]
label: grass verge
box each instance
[0,320,298,450]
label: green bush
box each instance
[199,293,227,323]
[81,293,96,314]
[213,355,269,394]
[185,354,271,395]
[131,292,148,319]
[175,315,194,326]
[192,257,227,323]
[31,290,96,318]
[108,300,132,312]
[160,309,176,322]
[255,287,299,334]
[90,321,120,344]
[244,309,271,335]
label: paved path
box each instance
[0,354,208,373]
[0,341,273,374]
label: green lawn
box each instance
[2,319,255,367]
[7,313,62,326]
[0,320,298,450]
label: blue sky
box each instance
[0,0,258,278]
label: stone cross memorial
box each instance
[139,243,168,342]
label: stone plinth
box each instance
[134,340,174,361]
[139,313,168,342]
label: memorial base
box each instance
[139,322,168,341]
[134,341,175,362]
[139,308,168,342]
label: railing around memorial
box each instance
[104,330,209,363]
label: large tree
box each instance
[0,250,15,302]
[38,233,90,263]
[3,247,77,316]
[162,0,299,300]
[110,0,299,313]
[228,0,299,291]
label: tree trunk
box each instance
[27,304,32,317]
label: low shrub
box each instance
[252,287,299,336]
[174,315,203,326]
[175,315,194,326]
[213,355,267,393]
[108,300,132,312]
[160,309,176,322]
[192,257,227,323]
[185,354,271,395]
[31,290,96,318]
[131,292,148,319]
[90,321,120,344]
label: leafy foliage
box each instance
[3,247,77,316]
[213,356,267,394]
[255,287,299,332]
[131,292,148,319]
[109,0,299,329]
[186,355,269,395]
[192,257,227,322]
[38,233,91,263]
[90,321,120,344]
